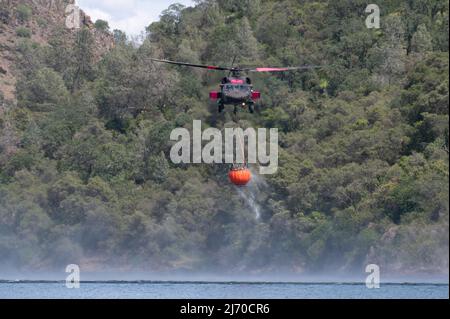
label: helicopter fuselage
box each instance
[210,77,260,113]
[221,78,251,104]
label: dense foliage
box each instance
[0,0,448,275]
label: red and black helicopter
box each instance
[150,58,320,114]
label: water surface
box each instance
[0,281,448,299]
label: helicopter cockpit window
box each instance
[240,85,250,92]
[224,84,250,92]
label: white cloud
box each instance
[76,0,195,36]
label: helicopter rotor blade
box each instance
[150,58,324,74]
[149,58,233,71]
[245,65,322,72]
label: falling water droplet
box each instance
[236,167,267,220]
[238,188,261,220]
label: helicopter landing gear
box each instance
[248,102,255,114]
[218,100,225,113]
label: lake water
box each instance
[0,281,448,299]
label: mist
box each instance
[0,0,448,291]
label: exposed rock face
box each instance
[0,0,114,101]
[0,0,114,167]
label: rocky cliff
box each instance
[0,0,114,101]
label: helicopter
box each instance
[149,58,320,115]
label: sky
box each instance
[76,0,195,37]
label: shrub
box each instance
[16,27,31,38]
[16,4,32,23]
[0,6,11,24]
[36,17,47,28]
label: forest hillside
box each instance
[0,0,448,276]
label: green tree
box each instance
[411,24,433,53]
[17,67,69,111]
[94,19,110,32]
[71,29,95,92]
